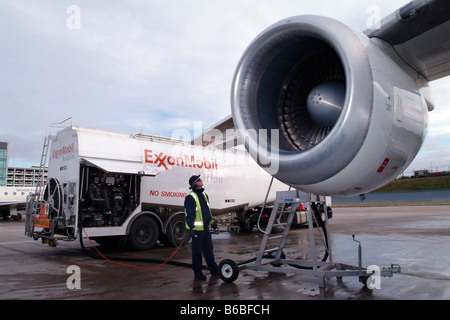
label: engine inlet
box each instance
[276,46,345,150]
[231,15,374,185]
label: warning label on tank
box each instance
[34,218,51,228]
[149,190,187,198]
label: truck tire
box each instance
[165,214,188,247]
[239,213,256,232]
[128,215,159,251]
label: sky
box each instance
[1,0,449,176]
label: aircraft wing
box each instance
[364,0,450,82]
[191,114,239,150]
[0,201,26,207]
[0,201,26,212]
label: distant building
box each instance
[414,169,430,177]
[6,166,48,187]
[0,141,48,187]
[0,142,8,186]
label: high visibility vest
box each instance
[185,190,212,231]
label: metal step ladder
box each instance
[25,135,51,237]
[255,190,301,266]
[36,135,50,199]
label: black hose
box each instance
[312,202,329,263]
[236,255,280,266]
[237,257,256,266]
[286,202,329,270]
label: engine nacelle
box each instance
[231,15,428,196]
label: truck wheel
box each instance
[239,214,255,232]
[166,214,188,247]
[219,259,239,283]
[128,215,159,251]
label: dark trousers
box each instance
[191,227,219,276]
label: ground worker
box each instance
[184,175,219,280]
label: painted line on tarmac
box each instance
[0,240,35,245]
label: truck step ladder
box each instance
[25,135,51,238]
[36,135,50,199]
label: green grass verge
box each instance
[373,176,450,192]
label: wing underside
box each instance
[365,0,450,82]
[191,115,239,149]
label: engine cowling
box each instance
[231,15,428,196]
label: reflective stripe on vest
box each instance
[185,191,212,231]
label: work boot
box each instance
[195,274,207,281]
[209,272,220,284]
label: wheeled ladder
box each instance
[218,190,401,289]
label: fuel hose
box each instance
[79,227,202,270]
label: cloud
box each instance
[403,77,450,174]
[427,78,450,137]
[1,0,449,175]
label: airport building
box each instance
[0,140,48,187]
[6,166,48,187]
[0,142,8,187]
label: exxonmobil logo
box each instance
[51,143,74,160]
[144,149,218,170]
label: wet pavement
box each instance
[1,205,449,301]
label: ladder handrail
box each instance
[34,136,49,201]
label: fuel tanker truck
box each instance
[24,125,298,250]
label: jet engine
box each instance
[231,15,428,196]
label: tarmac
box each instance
[1,205,449,302]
